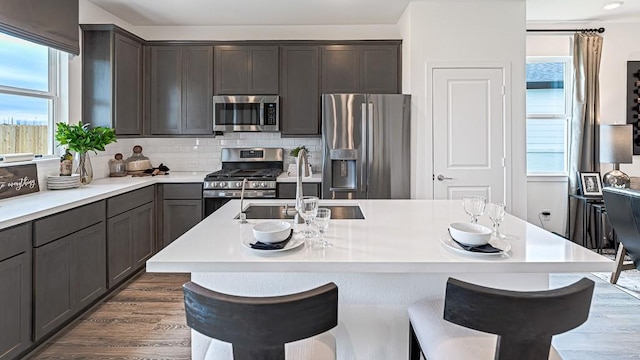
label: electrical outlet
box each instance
[541,209,551,221]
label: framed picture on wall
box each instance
[579,172,603,197]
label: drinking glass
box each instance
[461,195,487,223]
[313,208,332,248]
[297,196,319,238]
[487,202,506,239]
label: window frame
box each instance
[0,41,61,157]
[526,56,573,177]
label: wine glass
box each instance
[313,208,332,248]
[297,196,319,238]
[461,195,487,223]
[486,202,506,239]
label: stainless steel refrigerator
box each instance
[321,94,411,199]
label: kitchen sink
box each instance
[236,205,365,220]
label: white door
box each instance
[432,67,506,202]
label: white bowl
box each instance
[252,221,292,243]
[448,222,492,246]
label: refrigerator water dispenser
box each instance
[329,149,357,191]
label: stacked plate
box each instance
[47,174,81,190]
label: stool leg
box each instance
[409,323,422,360]
[610,245,627,284]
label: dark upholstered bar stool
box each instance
[602,188,640,283]
[408,277,595,360]
[183,281,338,360]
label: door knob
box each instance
[437,174,453,181]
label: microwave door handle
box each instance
[260,102,265,126]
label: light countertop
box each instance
[276,172,322,183]
[146,199,614,274]
[0,172,208,230]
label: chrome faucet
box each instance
[294,149,310,224]
[239,178,248,224]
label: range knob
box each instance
[235,181,243,188]
[252,182,260,188]
[261,182,267,188]
[219,182,227,188]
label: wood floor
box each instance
[28,272,191,360]
[26,271,640,360]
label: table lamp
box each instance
[600,124,633,188]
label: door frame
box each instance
[426,61,513,210]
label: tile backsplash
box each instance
[91,133,323,179]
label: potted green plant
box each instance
[55,122,117,184]
[289,145,309,158]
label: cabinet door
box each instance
[183,46,214,134]
[73,223,107,311]
[34,236,73,341]
[150,47,183,134]
[361,45,399,94]
[277,183,320,199]
[132,202,154,270]
[321,45,360,93]
[114,33,143,135]
[163,199,203,248]
[249,46,279,94]
[107,211,133,288]
[281,46,320,136]
[215,46,249,94]
[0,252,31,360]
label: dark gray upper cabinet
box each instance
[183,47,214,134]
[149,46,214,135]
[280,46,320,136]
[150,46,183,135]
[215,46,279,94]
[0,223,32,360]
[361,45,399,94]
[321,45,360,93]
[321,44,399,94]
[81,25,144,135]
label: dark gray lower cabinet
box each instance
[277,183,321,199]
[34,222,106,341]
[107,202,154,288]
[163,199,202,248]
[0,223,32,360]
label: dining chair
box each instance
[183,281,338,360]
[602,187,640,283]
[408,277,595,360]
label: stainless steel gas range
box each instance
[203,148,284,216]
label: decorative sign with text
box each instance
[0,164,40,199]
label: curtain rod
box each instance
[527,27,605,33]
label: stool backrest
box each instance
[183,281,338,360]
[444,277,594,360]
[603,187,640,269]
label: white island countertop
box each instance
[147,199,614,274]
[0,172,207,230]
[147,199,614,360]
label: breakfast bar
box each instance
[146,199,614,359]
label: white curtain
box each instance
[568,32,604,244]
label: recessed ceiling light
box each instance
[603,1,623,10]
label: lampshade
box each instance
[600,124,633,164]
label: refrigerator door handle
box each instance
[361,103,367,193]
[367,102,374,197]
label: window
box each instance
[526,56,572,175]
[0,32,62,156]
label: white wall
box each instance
[525,22,640,233]
[400,0,528,218]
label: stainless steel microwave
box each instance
[212,95,279,132]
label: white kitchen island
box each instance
[146,199,614,360]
